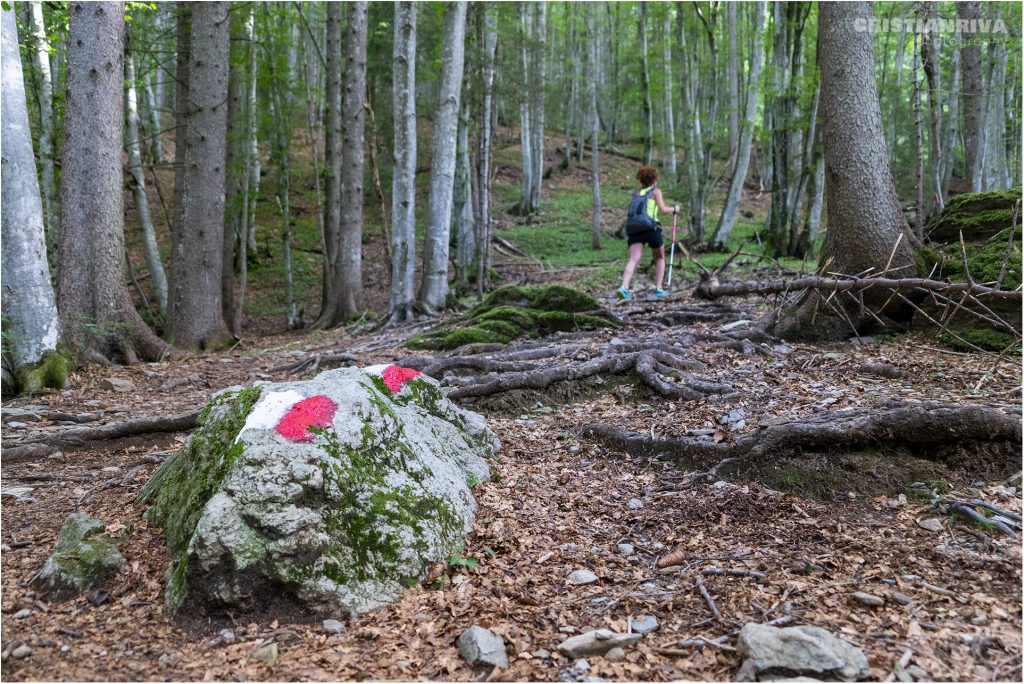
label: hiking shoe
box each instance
[615,287,632,301]
[654,289,668,297]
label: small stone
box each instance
[219,629,236,643]
[12,608,32,619]
[557,630,642,658]
[59,645,70,653]
[322,619,344,635]
[971,615,988,626]
[558,626,578,634]
[457,626,509,671]
[532,649,551,659]
[394,659,412,668]
[904,665,928,680]
[993,608,1009,619]
[627,555,640,564]
[631,615,659,634]
[617,543,635,555]
[918,518,943,532]
[721,319,752,332]
[626,498,644,510]
[609,338,625,347]
[590,597,607,605]
[158,652,181,668]
[100,466,121,473]
[559,543,580,553]
[575,658,591,670]
[605,647,626,661]
[100,378,136,393]
[12,645,32,659]
[250,642,278,666]
[901,574,922,581]
[7,421,28,429]
[850,592,885,607]
[568,569,599,585]
[890,591,912,606]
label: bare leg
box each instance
[621,243,644,290]
[653,246,666,290]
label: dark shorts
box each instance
[627,226,663,248]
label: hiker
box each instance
[616,166,678,301]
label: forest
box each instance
[1,1,1022,682]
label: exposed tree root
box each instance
[271,351,358,377]
[2,412,200,463]
[583,402,1022,487]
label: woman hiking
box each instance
[616,166,679,301]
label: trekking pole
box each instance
[667,210,679,288]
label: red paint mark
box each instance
[275,395,338,442]
[381,365,422,393]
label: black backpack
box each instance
[625,188,658,235]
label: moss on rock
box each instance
[407,285,616,350]
[925,187,1022,242]
[16,350,71,394]
[30,512,125,600]
[941,329,1020,353]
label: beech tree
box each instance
[58,1,169,363]
[2,3,60,386]
[24,0,58,251]
[167,1,230,348]
[388,1,417,323]
[417,1,467,316]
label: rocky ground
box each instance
[1,294,1021,681]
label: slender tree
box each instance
[25,0,58,251]
[454,97,475,292]
[661,5,677,182]
[726,2,739,165]
[389,1,417,322]
[528,2,546,211]
[418,1,467,315]
[58,1,169,363]
[958,1,983,191]
[2,3,60,385]
[517,2,534,215]
[320,1,342,323]
[639,3,653,166]
[587,2,601,250]
[474,3,497,297]
[167,1,230,348]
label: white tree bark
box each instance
[418,0,467,316]
[726,2,739,166]
[587,3,601,251]
[517,2,534,215]
[475,3,497,297]
[1,4,60,367]
[389,1,417,322]
[661,7,676,183]
[713,1,765,247]
[529,2,546,210]
[981,10,1010,191]
[143,69,164,163]
[454,98,475,292]
[25,0,58,250]
[125,39,168,313]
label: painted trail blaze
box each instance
[275,395,339,442]
[381,365,422,393]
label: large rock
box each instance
[138,365,499,616]
[31,513,125,600]
[735,623,871,682]
[457,625,509,671]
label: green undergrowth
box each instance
[407,284,616,350]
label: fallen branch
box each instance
[3,412,199,462]
[948,502,1017,535]
[271,352,358,377]
[702,567,766,580]
[696,273,1023,302]
[695,575,721,621]
[584,402,1021,478]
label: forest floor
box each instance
[2,291,1021,682]
[4,131,1022,681]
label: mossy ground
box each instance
[407,284,617,350]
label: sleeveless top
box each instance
[639,187,658,222]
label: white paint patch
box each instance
[235,390,305,442]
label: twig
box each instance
[995,201,1019,290]
[694,575,721,621]
[966,498,1022,523]
[883,649,914,683]
[702,567,765,580]
[949,503,1017,535]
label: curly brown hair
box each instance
[636,166,658,187]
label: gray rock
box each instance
[101,377,136,393]
[850,591,885,607]
[12,608,32,619]
[7,421,28,429]
[457,626,508,671]
[250,642,277,666]
[137,366,498,616]
[605,647,626,661]
[735,623,870,682]
[617,543,635,555]
[575,658,590,670]
[890,591,912,606]
[31,513,125,600]
[631,615,658,634]
[568,569,599,585]
[626,498,645,510]
[558,626,578,634]
[219,629,236,643]
[557,629,643,658]
[1,407,43,422]
[918,518,943,532]
[971,614,988,626]
[11,645,32,659]
[322,619,344,634]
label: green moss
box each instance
[30,512,125,599]
[939,238,1022,289]
[17,350,71,394]
[942,329,1020,353]
[925,187,1022,241]
[139,385,263,557]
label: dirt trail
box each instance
[1,298,1021,681]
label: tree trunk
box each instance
[529,2,546,211]
[726,2,739,167]
[981,4,1010,192]
[167,1,230,349]
[940,38,960,199]
[912,25,925,241]
[920,5,943,210]
[639,3,653,166]
[317,2,342,326]
[221,5,250,336]
[517,2,533,215]
[59,1,170,363]
[587,2,601,251]
[1,3,60,373]
[389,1,417,322]
[775,1,916,341]
[661,7,676,183]
[417,1,467,316]
[329,0,368,323]
[25,0,58,253]
[125,37,168,314]
[475,3,497,298]
[958,1,983,191]
[144,67,164,163]
[713,0,765,248]
[454,98,475,293]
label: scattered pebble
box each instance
[532,649,551,659]
[918,518,943,532]
[12,608,32,619]
[605,647,625,661]
[323,619,344,635]
[993,608,1009,619]
[12,645,32,659]
[630,615,659,634]
[616,543,635,555]
[558,626,578,634]
[59,645,70,653]
[850,592,885,607]
[626,498,644,510]
[567,569,599,585]
[890,591,912,606]
[971,615,988,626]
[250,642,278,666]
[575,658,590,670]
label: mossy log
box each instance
[924,187,1022,243]
[407,285,619,351]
